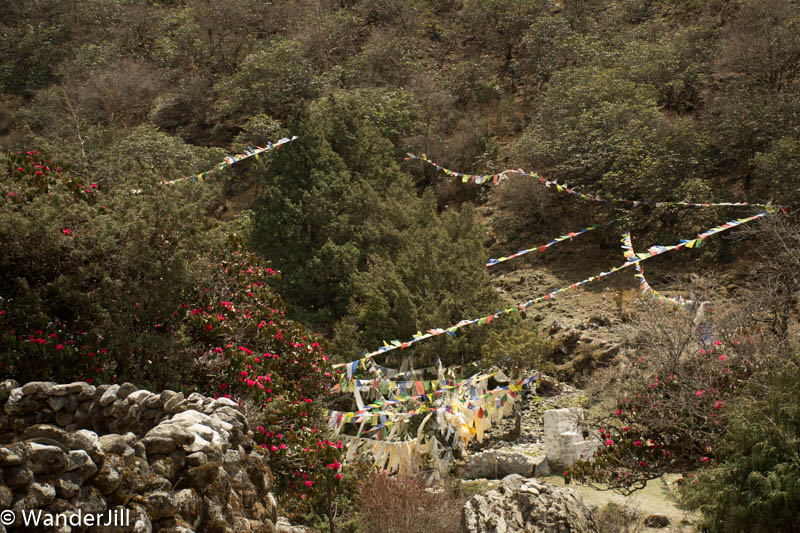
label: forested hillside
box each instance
[1,1,799,532]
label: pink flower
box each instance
[63,228,71,235]
[336,473,342,480]
[718,354,727,361]
[55,344,64,350]
[605,439,614,446]
[634,440,642,446]
[701,456,709,462]
[304,480,313,487]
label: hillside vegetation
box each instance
[1,1,799,532]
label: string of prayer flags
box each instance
[405,152,776,211]
[330,374,539,440]
[621,232,704,308]
[130,136,297,194]
[486,220,614,268]
[332,371,499,414]
[332,212,769,370]
[404,153,510,185]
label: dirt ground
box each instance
[543,474,699,532]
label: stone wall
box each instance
[543,408,599,470]
[0,380,281,533]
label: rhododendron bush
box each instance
[176,244,351,529]
[567,299,778,494]
[0,149,228,386]
[1,149,348,528]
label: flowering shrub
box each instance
[567,338,759,493]
[0,313,109,384]
[179,245,349,528]
[3,150,98,204]
[0,149,226,387]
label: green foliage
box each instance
[721,0,800,92]
[481,316,553,376]
[215,39,321,121]
[0,148,232,389]
[462,0,547,63]
[678,360,800,533]
[250,98,498,363]
[752,137,800,204]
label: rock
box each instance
[73,429,105,464]
[91,453,123,494]
[185,452,207,467]
[67,449,98,481]
[100,433,136,455]
[54,410,75,427]
[3,465,33,489]
[163,392,185,412]
[150,450,185,481]
[0,379,19,401]
[464,449,544,479]
[117,382,138,400]
[21,381,54,397]
[54,473,82,499]
[99,384,120,407]
[142,436,177,455]
[30,481,56,506]
[0,485,12,508]
[131,504,153,533]
[110,456,152,505]
[0,443,28,466]
[146,490,178,521]
[174,488,202,524]
[186,463,220,488]
[22,423,70,444]
[28,442,68,474]
[75,485,107,516]
[461,475,598,533]
[47,395,66,411]
[4,388,26,415]
[146,423,195,446]
[644,514,670,528]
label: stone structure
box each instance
[0,380,280,533]
[461,474,598,533]
[543,408,599,470]
[463,448,549,480]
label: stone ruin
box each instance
[543,408,599,470]
[0,379,305,533]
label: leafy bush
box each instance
[567,300,767,493]
[251,99,499,364]
[481,317,553,377]
[678,361,800,533]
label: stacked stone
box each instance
[543,408,599,470]
[461,474,598,533]
[0,380,279,533]
[462,447,549,480]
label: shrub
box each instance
[567,299,767,493]
[356,471,463,533]
[678,361,800,533]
